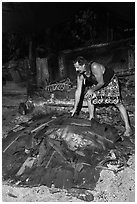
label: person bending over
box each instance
[70,56,131,137]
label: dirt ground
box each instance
[2,81,135,202]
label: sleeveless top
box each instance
[81,61,114,88]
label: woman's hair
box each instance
[73,56,87,66]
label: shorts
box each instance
[85,75,121,105]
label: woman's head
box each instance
[74,56,87,65]
[73,56,87,73]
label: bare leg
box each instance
[115,103,131,136]
[87,100,94,120]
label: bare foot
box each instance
[88,116,94,120]
[123,127,133,137]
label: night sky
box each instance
[2,2,135,33]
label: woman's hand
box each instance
[85,89,95,99]
[70,108,76,117]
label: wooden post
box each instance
[58,54,65,79]
[128,47,135,69]
[27,35,37,98]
